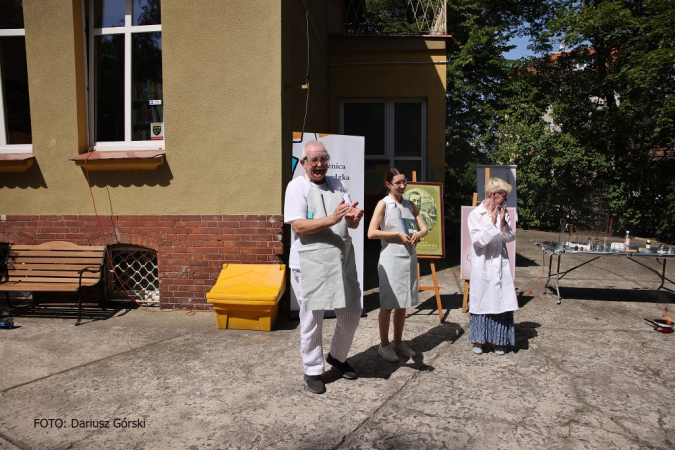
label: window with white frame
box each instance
[0,0,32,154]
[87,0,164,151]
[340,99,426,180]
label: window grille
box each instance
[106,245,159,305]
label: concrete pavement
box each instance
[1,229,674,449]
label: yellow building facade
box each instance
[0,0,447,309]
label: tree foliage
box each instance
[444,0,526,221]
[445,0,675,240]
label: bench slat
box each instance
[8,256,105,265]
[7,260,101,270]
[7,263,104,271]
[4,276,101,284]
[8,270,101,279]
[0,282,90,291]
[10,243,105,251]
[9,250,106,258]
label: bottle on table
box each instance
[624,231,631,247]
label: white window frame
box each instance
[339,98,427,181]
[0,25,32,153]
[87,0,164,151]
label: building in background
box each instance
[0,0,448,310]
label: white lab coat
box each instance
[468,202,518,314]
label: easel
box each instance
[412,171,444,323]
[462,167,490,313]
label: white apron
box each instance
[297,182,361,310]
[378,196,418,309]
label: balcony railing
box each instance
[329,0,446,36]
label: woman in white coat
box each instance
[468,177,518,355]
[367,168,428,362]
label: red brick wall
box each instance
[0,214,285,309]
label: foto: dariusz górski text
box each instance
[34,418,146,429]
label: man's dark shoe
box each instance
[326,353,357,380]
[303,374,326,394]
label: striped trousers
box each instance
[292,269,362,376]
[469,311,515,346]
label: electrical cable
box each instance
[515,250,547,299]
[300,0,328,64]
[83,150,203,316]
[299,9,310,141]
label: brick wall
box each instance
[0,214,285,309]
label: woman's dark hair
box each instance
[381,167,404,195]
[385,167,403,184]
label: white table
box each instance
[536,242,675,304]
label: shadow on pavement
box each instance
[330,321,464,382]
[515,253,541,267]
[513,321,540,352]
[409,293,463,321]
[0,302,132,326]
[555,287,675,303]
[516,291,536,308]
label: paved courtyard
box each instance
[1,229,674,449]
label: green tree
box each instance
[529,0,675,238]
[444,0,538,221]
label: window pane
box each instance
[394,102,422,156]
[343,102,385,156]
[0,0,24,29]
[133,0,161,26]
[94,34,124,141]
[394,160,422,182]
[0,36,31,144]
[94,0,125,28]
[132,32,163,141]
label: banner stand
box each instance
[462,168,489,313]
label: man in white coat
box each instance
[468,177,518,355]
[284,140,364,394]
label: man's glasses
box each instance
[391,179,408,187]
[303,155,330,166]
[495,191,507,199]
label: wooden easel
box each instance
[412,171,444,323]
[462,167,490,313]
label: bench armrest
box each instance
[78,265,102,275]
[78,265,104,289]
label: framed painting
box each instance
[403,182,445,258]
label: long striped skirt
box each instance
[469,311,515,346]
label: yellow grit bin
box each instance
[206,264,286,332]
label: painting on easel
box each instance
[403,182,445,258]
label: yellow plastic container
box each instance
[206,264,286,332]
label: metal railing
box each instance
[330,0,446,35]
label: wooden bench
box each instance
[0,242,107,326]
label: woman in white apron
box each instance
[367,168,428,362]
